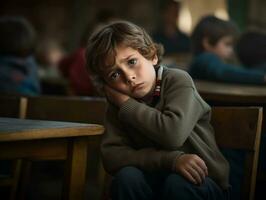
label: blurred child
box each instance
[59,9,118,96]
[153,0,190,55]
[86,20,230,200]
[0,16,41,95]
[188,15,266,85]
[236,31,266,71]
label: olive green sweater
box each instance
[101,67,230,190]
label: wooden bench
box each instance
[0,95,27,119]
[211,106,263,200]
[195,80,266,185]
[26,96,106,124]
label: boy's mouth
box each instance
[132,83,144,92]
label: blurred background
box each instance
[1,0,265,96]
[1,0,264,97]
[1,0,264,53]
[1,1,266,199]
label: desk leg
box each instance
[63,137,88,200]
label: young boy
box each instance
[86,20,230,200]
[189,15,266,85]
[0,16,41,95]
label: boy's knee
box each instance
[164,173,190,190]
[162,174,194,199]
[113,166,145,186]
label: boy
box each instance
[0,16,41,95]
[189,15,266,84]
[86,20,230,200]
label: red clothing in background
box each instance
[59,48,95,96]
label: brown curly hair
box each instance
[85,20,164,89]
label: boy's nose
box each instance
[126,75,136,84]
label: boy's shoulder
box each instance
[162,66,194,87]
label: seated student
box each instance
[188,15,266,85]
[0,16,41,95]
[153,0,190,55]
[86,20,230,200]
[59,9,118,96]
[236,31,266,71]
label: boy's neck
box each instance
[138,65,163,105]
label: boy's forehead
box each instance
[100,45,139,73]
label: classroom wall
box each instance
[0,0,159,51]
[1,0,265,52]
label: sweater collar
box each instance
[150,65,163,106]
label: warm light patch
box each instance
[178,2,192,34]
[214,8,229,20]
[176,0,229,35]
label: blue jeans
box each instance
[111,166,230,200]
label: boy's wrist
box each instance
[172,153,185,171]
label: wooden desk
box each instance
[195,80,266,104]
[0,117,104,200]
[194,80,266,131]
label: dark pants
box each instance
[111,166,230,200]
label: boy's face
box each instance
[207,35,234,60]
[102,45,158,99]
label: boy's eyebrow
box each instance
[104,65,117,76]
[103,53,136,76]
[118,54,135,64]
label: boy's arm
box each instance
[102,114,208,185]
[119,84,206,150]
[101,107,184,174]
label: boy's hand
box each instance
[104,85,130,107]
[174,154,208,185]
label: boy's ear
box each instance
[202,37,213,51]
[152,55,158,65]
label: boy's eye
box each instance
[128,58,137,66]
[110,71,121,80]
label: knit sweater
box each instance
[101,66,230,190]
[189,52,266,85]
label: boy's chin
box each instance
[133,92,152,100]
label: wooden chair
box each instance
[24,95,107,199]
[211,106,263,200]
[195,80,266,193]
[0,95,27,200]
[0,95,27,119]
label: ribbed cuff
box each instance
[171,153,185,171]
[162,151,184,171]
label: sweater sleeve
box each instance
[119,73,206,150]
[101,106,184,174]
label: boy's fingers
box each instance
[196,157,208,176]
[187,166,202,184]
[182,170,197,185]
[192,164,206,181]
